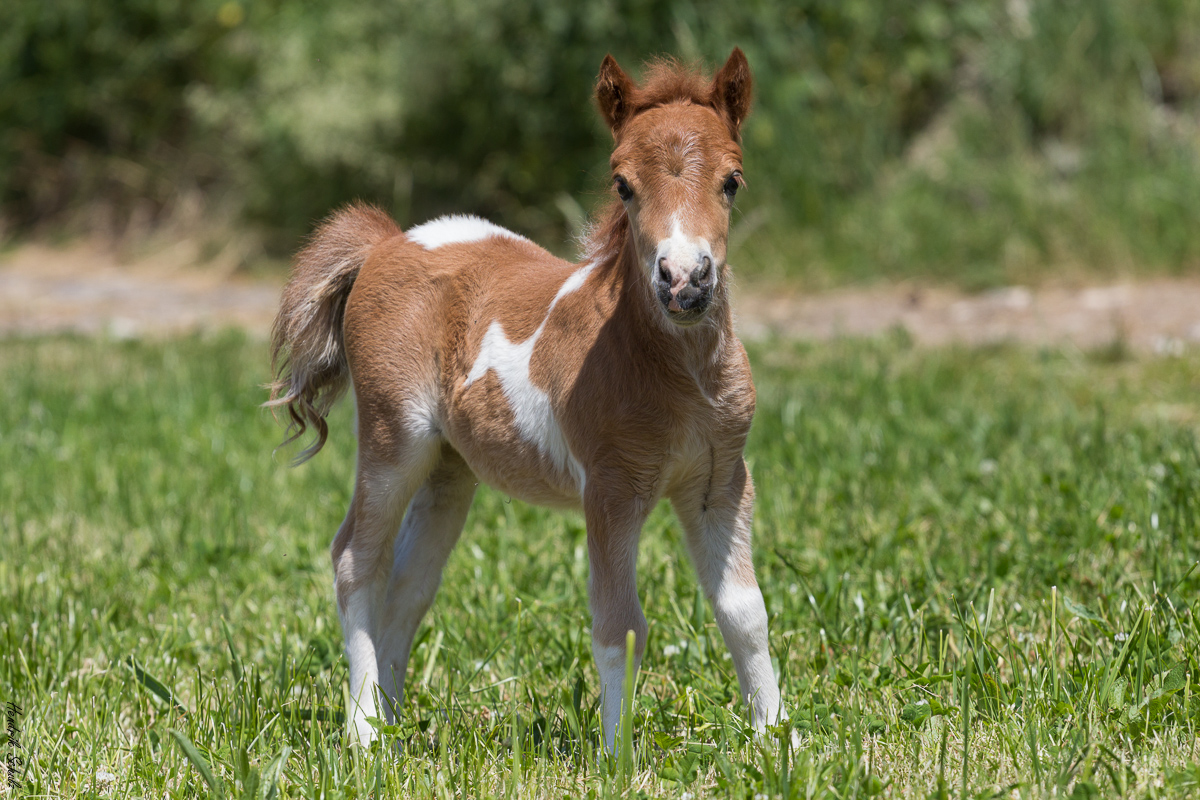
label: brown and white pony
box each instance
[268,48,783,749]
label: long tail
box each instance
[266,203,401,462]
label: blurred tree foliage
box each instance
[1,0,1198,282]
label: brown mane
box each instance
[627,58,715,113]
[581,199,627,263]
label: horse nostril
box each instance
[657,258,671,285]
[692,258,712,286]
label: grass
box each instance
[1,330,1199,798]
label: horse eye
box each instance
[614,176,633,202]
[723,173,741,198]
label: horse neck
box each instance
[602,233,734,375]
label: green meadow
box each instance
[2,332,1199,798]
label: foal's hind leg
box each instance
[376,446,476,720]
[671,458,783,730]
[333,435,441,746]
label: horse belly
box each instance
[445,379,584,509]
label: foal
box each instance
[269,48,783,749]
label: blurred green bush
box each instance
[1,0,1198,284]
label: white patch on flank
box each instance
[407,214,530,249]
[592,640,633,752]
[463,262,596,492]
[654,215,715,286]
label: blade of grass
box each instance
[169,729,226,799]
[125,657,188,717]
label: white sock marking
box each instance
[341,587,381,745]
[593,641,635,752]
[713,582,783,728]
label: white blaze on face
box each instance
[653,215,715,289]
[463,262,596,492]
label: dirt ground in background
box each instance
[736,280,1200,354]
[3,241,1199,353]
[0,241,280,339]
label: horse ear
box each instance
[712,47,753,137]
[596,54,636,135]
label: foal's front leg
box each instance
[672,458,783,730]
[584,487,652,751]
